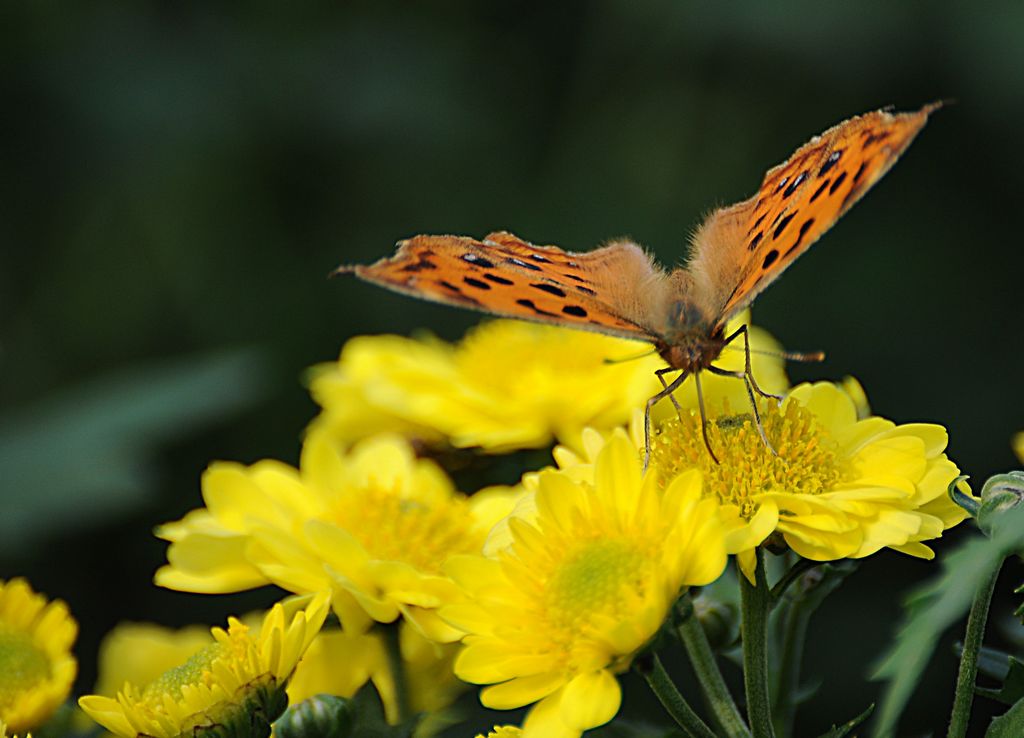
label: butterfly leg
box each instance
[644,370,689,471]
[692,370,721,465]
[655,367,686,422]
[707,364,778,457]
[722,324,784,404]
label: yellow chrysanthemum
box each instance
[476,727,522,738]
[554,381,970,581]
[0,578,77,733]
[442,433,727,738]
[308,315,786,453]
[287,621,463,725]
[78,594,329,738]
[1013,430,1023,464]
[156,430,521,641]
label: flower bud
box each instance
[274,695,355,738]
[977,472,1024,536]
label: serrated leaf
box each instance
[870,504,1024,738]
[986,696,1024,737]
[817,704,874,738]
[0,348,267,552]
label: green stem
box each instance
[741,549,776,738]
[947,559,1003,738]
[676,595,752,737]
[771,596,810,737]
[637,653,717,738]
[382,621,412,723]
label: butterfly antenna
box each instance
[603,347,658,365]
[718,344,825,363]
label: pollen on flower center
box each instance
[0,628,50,698]
[649,399,847,518]
[546,539,648,630]
[333,489,477,573]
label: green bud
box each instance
[691,592,739,649]
[274,695,355,738]
[977,472,1024,536]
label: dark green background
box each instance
[2,2,1022,735]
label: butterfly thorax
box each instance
[656,327,725,373]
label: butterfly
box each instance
[338,103,939,464]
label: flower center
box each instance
[648,399,847,518]
[143,642,221,702]
[0,627,50,708]
[545,539,648,632]
[333,489,479,573]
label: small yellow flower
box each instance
[442,433,727,738]
[308,315,786,453]
[78,594,329,738]
[476,727,522,738]
[0,579,77,734]
[156,430,520,641]
[1013,431,1023,464]
[556,381,970,581]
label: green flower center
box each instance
[143,642,221,701]
[649,399,847,518]
[0,627,50,706]
[547,539,647,627]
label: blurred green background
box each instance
[2,2,1022,735]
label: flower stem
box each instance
[637,652,717,738]
[741,549,776,738]
[771,594,810,737]
[947,558,1003,738]
[382,621,412,723]
[676,595,752,737]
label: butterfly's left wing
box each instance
[338,231,671,342]
[688,103,938,326]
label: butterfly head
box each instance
[656,326,726,373]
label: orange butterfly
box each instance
[339,104,938,463]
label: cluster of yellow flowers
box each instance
[3,317,981,738]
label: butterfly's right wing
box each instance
[338,232,670,342]
[687,104,938,327]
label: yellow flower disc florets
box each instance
[650,399,847,518]
[330,488,477,575]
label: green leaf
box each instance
[986,696,1024,737]
[870,504,1024,738]
[817,704,875,738]
[0,348,267,552]
[975,654,1024,705]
